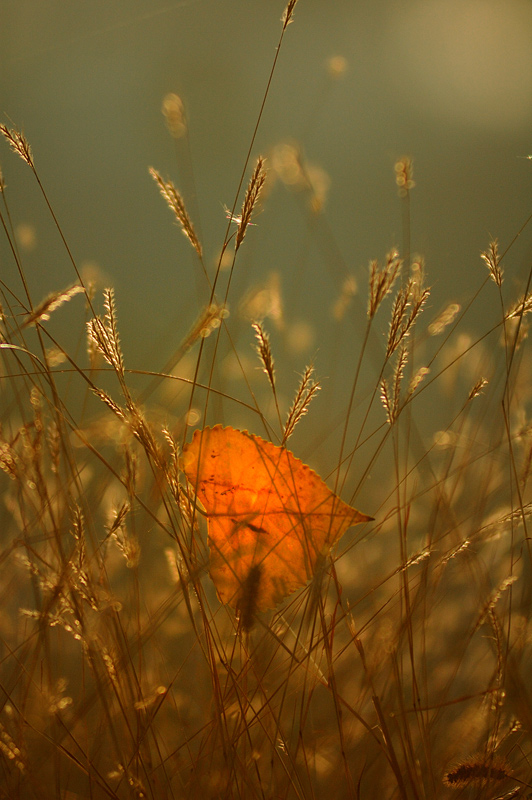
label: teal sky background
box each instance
[2,0,532,472]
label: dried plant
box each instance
[476,575,518,630]
[368,250,402,319]
[87,288,124,380]
[2,4,532,799]
[443,756,513,788]
[252,320,275,392]
[91,386,126,420]
[21,284,85,329]
[282,0,299,29]
[106,502,139,568]
[234,156,266,252]
[380,346,408,424]
[482,238,504,287]
[386,276,430,358]
[468,376,488,401]
[149,166,202,256]
[0,124,34,167]
[283,364,320,442]
[505,291,532,320]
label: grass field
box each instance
[1,2,532,797]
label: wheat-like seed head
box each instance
[107,502,139,568]
[283,364,320,442]
[380,379,392,425]
[252,321,275,392]
[386,279,430,358]
[282,0,299,30]
[393,345,408,406]
[87,289,124,379]
[468,377,488,401]
[0,124,34,167]
[368,250,402,319]
[443,755,512,788]
[381,345,408,424]
[126,402,163,467]
[505,291,532,320]
[91,387,126,421]
[481,239,503,287]
[477,575,518,629]
[149,167,202,257]
[22,285,85,329]
[235,157,266,252]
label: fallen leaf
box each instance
[182,425,372,618]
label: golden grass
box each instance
[1,2,532,798]
[149,167,203,258]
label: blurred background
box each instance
[2,0,532,462]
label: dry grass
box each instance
[1,2,532,799]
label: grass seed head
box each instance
[235,156,267,252]
[149,167,202,257]
[0,124,34,167]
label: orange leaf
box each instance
[182,425,372,618]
